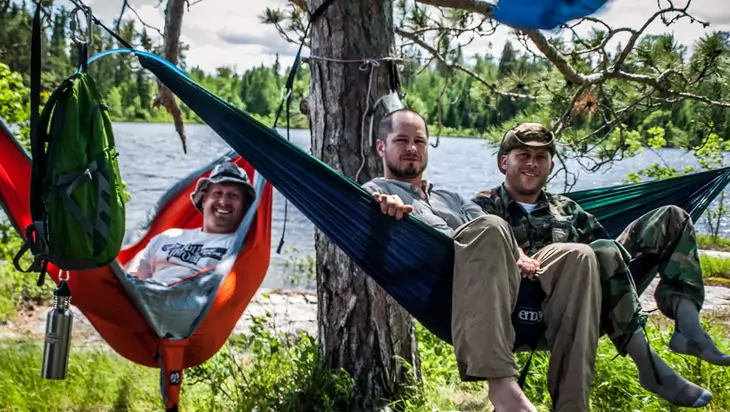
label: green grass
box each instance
[701,254,730,279]
[0,224,51,324]
[405,316,730,412]
[0,311,729,411]
[0,322,352,412]
[698,235,730,252]
[0,340,212,411]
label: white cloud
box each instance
[58,0,730,74]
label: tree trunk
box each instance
[308,0,421,410]
[154,0,187,154]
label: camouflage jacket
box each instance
[472,185,610,255]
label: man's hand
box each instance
[372,192,413,220]
[517,249,540,279]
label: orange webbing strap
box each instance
[159,339,189,412]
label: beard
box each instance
[511,172,548,196]
[386,158,427,180]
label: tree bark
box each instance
[308,0,421,410]
[154,0,187,153]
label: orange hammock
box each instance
[0,119,273,411]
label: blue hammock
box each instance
[492,0,612,30]
[94,49,730,344]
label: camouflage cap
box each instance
[497,122,556,174]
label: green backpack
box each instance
[13,71,127,276]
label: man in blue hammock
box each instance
[364,110,721,411]
[127,162,256,285]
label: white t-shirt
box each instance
[126,228,237,285]
[518,201,537,214]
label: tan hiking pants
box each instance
[451,215,602,411]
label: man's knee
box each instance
[548,243,601,280]
[590,239,631,268]
[462,214,510,232]
[647,205,693,228]
[454,214,511,244]
[657,204,690,221]
[565,243,597,264]
[548,242,596,261]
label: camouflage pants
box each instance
[590,205,706,354]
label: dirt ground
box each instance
[0,288,318,347]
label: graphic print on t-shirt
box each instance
[127,228,238,285]
[161,242,229,265]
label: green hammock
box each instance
[565,169,730,238]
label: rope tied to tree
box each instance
[357,58,379,183]
[306,55,404,183]
[272,0,336,255]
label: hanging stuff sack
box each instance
[13,4,128,280]
[512,277,547,388]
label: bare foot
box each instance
[488,377,537,412]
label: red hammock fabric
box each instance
[0,121,273,410]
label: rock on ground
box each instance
[640,278,730,313]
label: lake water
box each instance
[16,122,730,289]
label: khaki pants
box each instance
[452,215,601,412]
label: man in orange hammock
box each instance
[127,162,256,285]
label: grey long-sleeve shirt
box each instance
[363,177,485,237]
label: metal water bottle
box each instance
[41,280,73,380]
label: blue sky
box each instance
[58,0,730,74]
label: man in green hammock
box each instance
[364,109,599,411]
[364,110,720,411]
[471,123,726,403]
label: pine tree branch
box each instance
[261,6,310,48]
[126,1,164,38]
[561,18,632,69]
[614,70,730,107]
[412,0,592,85]
[551,84,588,134]
[612,0,708,68]
[186,0,205,9]
[416,0,730,110]
[115,0,128,33]
[396,27,536,100]
[523,30,595,85]
[414,0,494,16]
